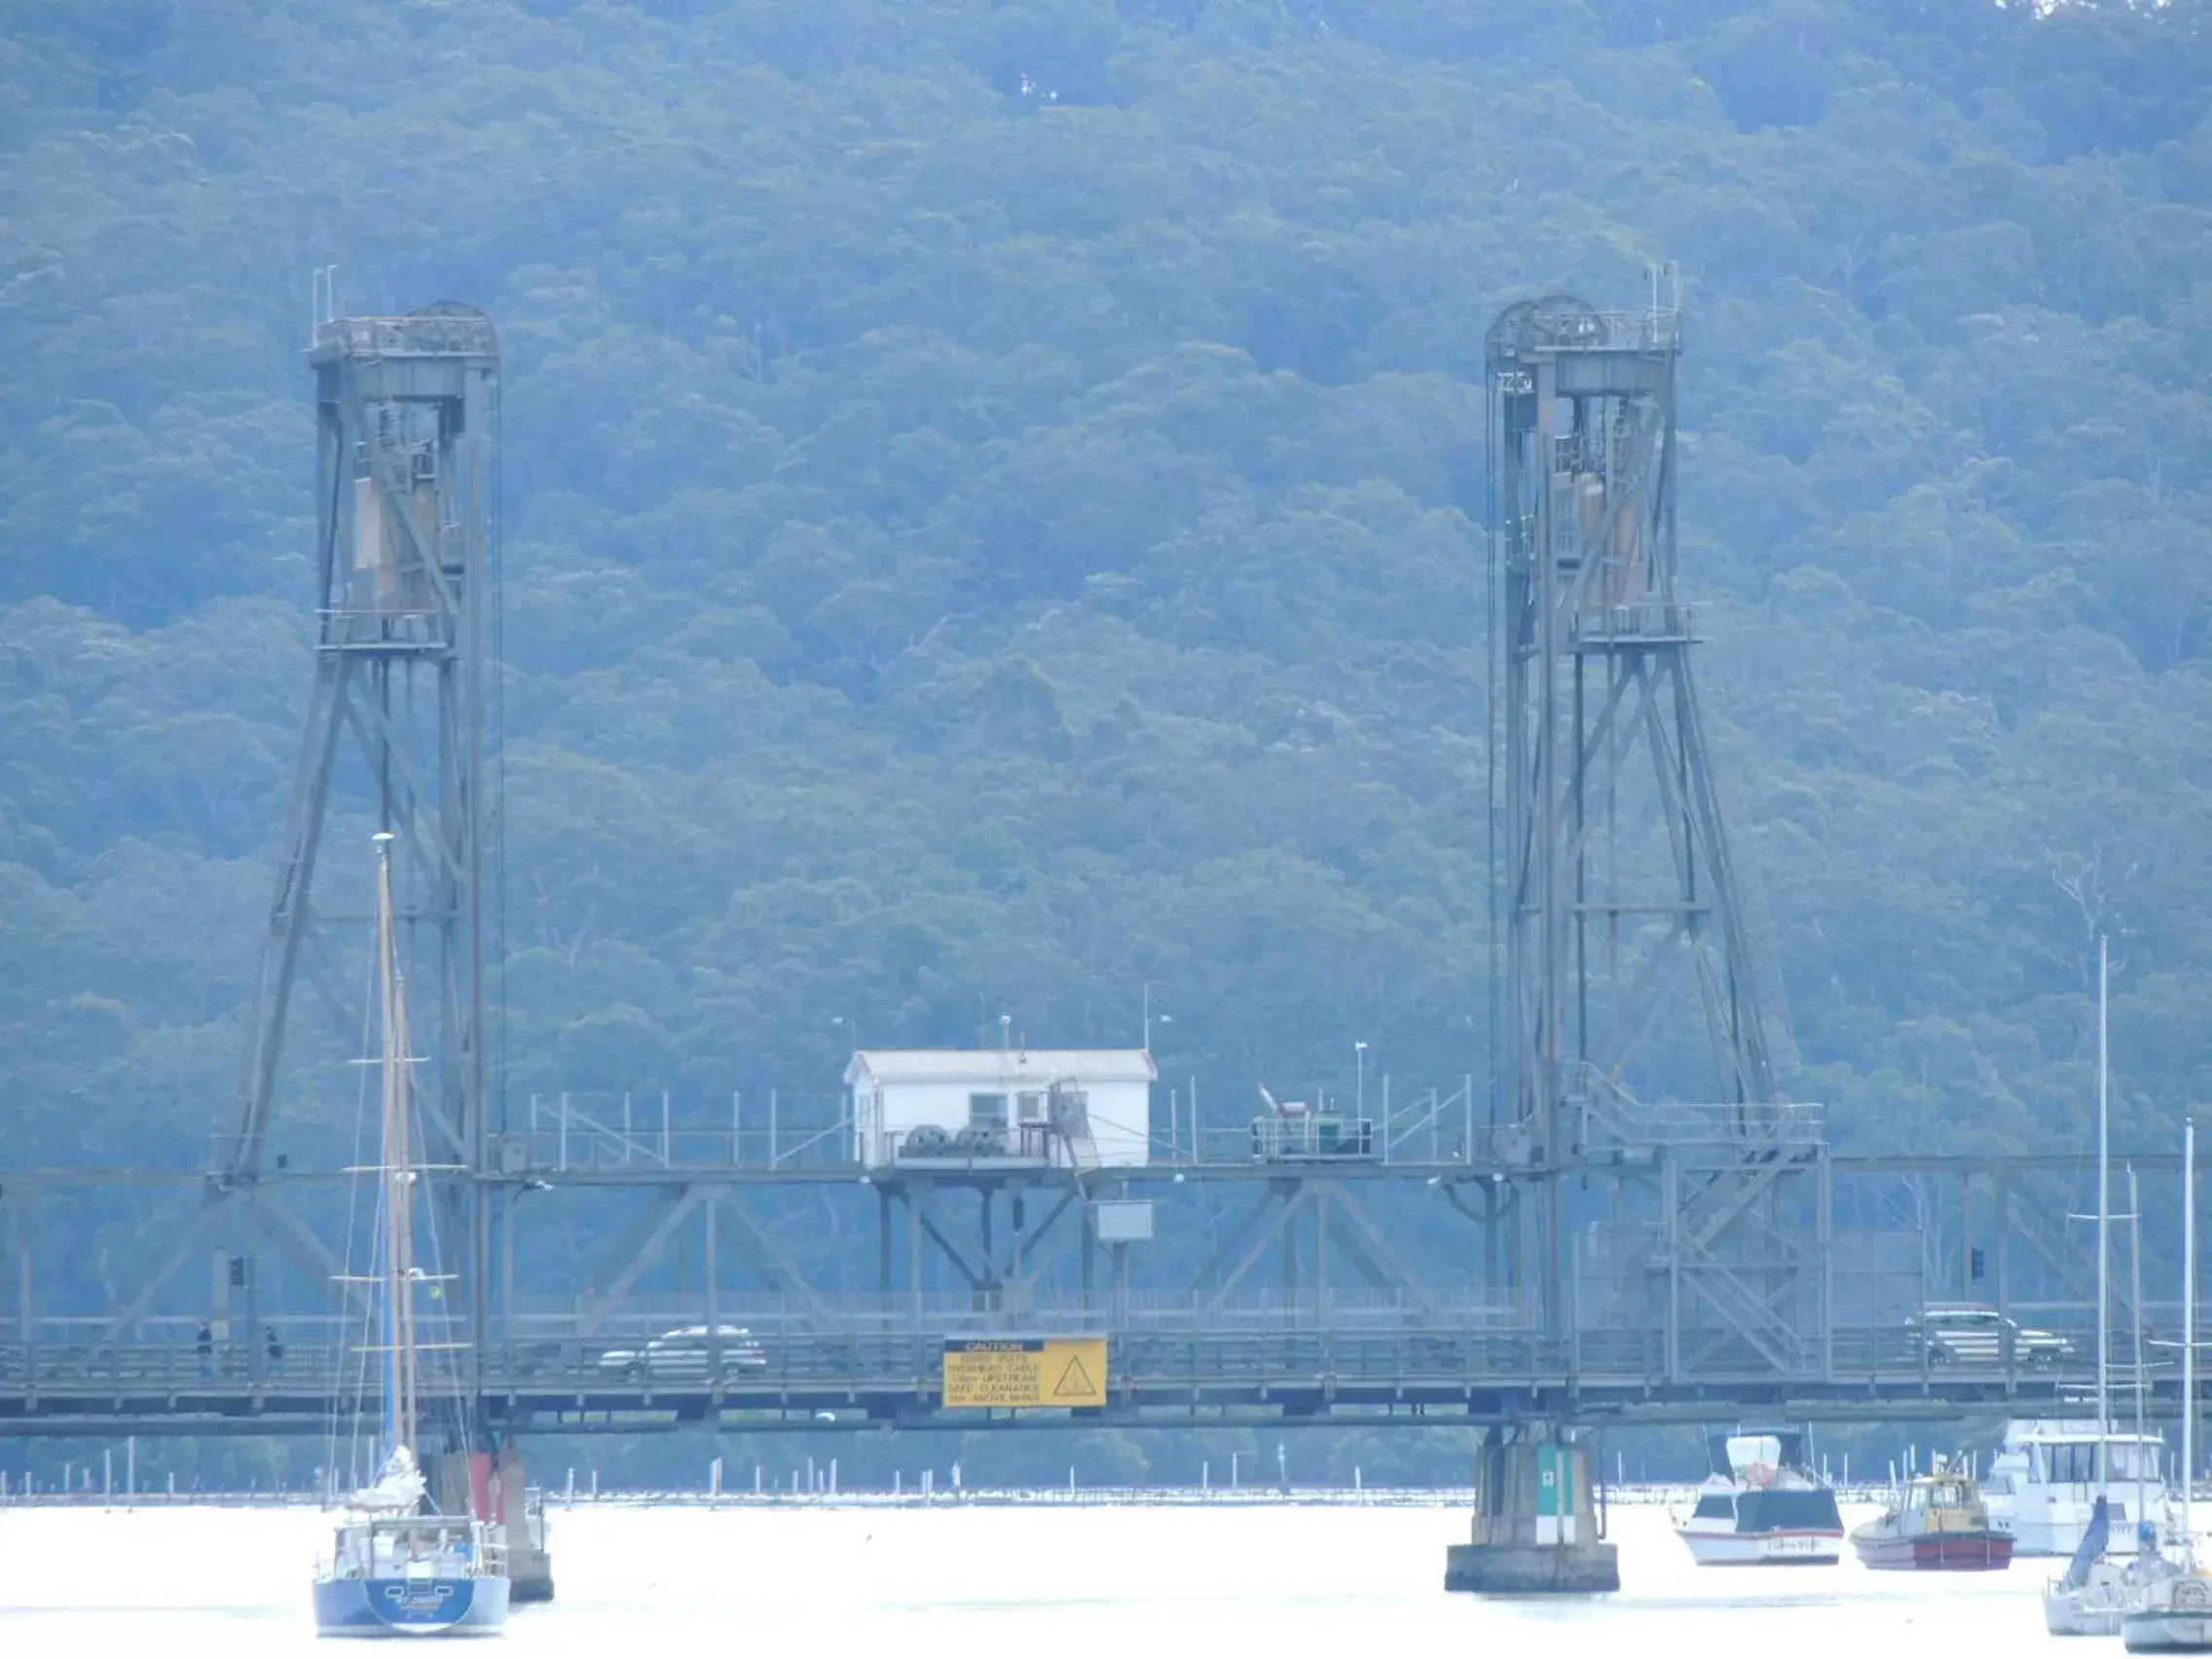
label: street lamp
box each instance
[830,1014,857,1053]
[1354,1041,1368,1120]
[1142,981,1167,1053]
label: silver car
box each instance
[597,1324,768,1380]
[1911,1306,2070,1369]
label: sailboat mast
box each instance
[2132,1166,2149,1537]
[2098,934,2111,1475]
[2186,1117,2195,1558]
[375,833,420,1456]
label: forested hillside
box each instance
[5,0,2211,1211]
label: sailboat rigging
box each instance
[311,833,509,1639]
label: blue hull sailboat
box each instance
[314,833,508,1639]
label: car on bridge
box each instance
[596,1325,769,1382]
[1910,1306,2072,1369]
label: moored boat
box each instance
[2047,1497,2183,1637]
[2000,1420,2174,1558]
[2120,1117,2209,1654]
[313,834,509,1640]
[1850,1462,2014,1571]
[2124,1572,2212,1653]
[1675,1429,1843,1566]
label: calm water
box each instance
[0,1499,2057,1655]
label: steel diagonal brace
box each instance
[1186,1186,1289,1298]
[1684,1145,1815,1252]
[913,1190,991,1293]
[1605,919,1694,1085]
[337,693,461,890]
[98,1190,225,1344]
[1562,666,1647,867]
[227,655,352,1177]
[1199,1186,1311,1318]
[1677,1247,1803,1374]
[1316,1182,1441,1314]
[712,1189,830,1321]
[1006,1183,1086,1290]
[1675,662,1779,1099]
[576,1187,711,1335]
[1684,934,1751,1107]
[2006,1192,2099,1308]
[257,1189,343,1288]
[299,926,367,1043]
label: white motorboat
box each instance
[2002,1419,2174,1556]
[1674,1429,1843,1566]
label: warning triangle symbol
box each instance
[1051,1354,1097,1398]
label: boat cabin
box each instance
[327,1517,502,1580]
[2009,1434,2163,1488]
[1689,1488,1845,1531]
[1900,1474,1988,1530]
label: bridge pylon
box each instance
[101,304,503,1400]
[1486,293,1822,1378]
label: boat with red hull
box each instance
[1851,1465,2015,1573]
[1853,1529,2014,1571]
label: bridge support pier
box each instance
[429,1446,554,1603]
[1444,1429,1618,1595]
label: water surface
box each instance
[0,1498,2055,1655]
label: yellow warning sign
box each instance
[941,1338,1109,1410]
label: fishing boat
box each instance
[1849,1460,2014,1571]
[1674,1429,1844,1566]
[2121,1120,2212,1654]
[312,833,509,1639]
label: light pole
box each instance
[1354,1041,1368,1120]
[830,1014,857,1053]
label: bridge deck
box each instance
[0,1327,2125,1436]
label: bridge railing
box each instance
[0,1309,2128,1397]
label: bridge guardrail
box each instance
[0,1323,2114,1398]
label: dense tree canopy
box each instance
[4,4,2212,1480]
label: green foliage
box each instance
[3,0,2210,1480]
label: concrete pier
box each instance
[428,1448,555,1603]
[497,1449,556,1604]
[1443,1433,1618,1595]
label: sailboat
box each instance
[2048,940,2181,1634]
[2121,1119,2212,1654]
[313,833,510,1638]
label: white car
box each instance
[597,1325,768,1380]
[1911,1306,2071,1369]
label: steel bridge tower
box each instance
[1488,296,1823,1372]
[104,304,502,1386]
